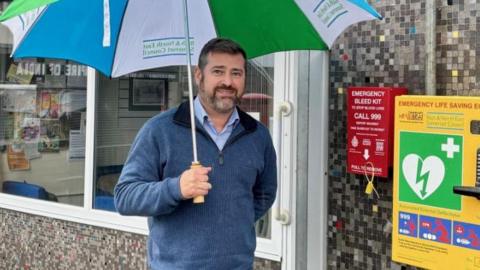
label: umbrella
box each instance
[1,0,382,202]
[0,0,382,77]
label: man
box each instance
[114,38,277,269]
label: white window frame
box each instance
[0,54,295,261]
[0,68,149,235]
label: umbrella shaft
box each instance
[182,0,198,163]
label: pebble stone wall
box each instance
[0,208,281,270]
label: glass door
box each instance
[240,54,282,260]
[249,52,296,263]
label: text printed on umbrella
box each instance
[143,38,195,59]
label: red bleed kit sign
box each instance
[347,87,407,177]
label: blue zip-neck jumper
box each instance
[114,101,277,270]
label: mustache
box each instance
[214,85,238,93]
[212,85,242,105]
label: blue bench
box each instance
[94,195,116,211]
[2,181,49,200]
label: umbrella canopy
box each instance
[0,0,381,203]
[1,0,382,78]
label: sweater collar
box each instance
[173,100,257,132]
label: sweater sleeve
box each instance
[253,134,277,221]
[114,121,183,216]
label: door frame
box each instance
[306,51,329,270]
[269,51,330,270]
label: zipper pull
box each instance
[219,152,224,165]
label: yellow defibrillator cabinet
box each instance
[393,96,480,269]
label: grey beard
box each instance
[208,95,240,114]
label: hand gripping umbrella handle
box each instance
[191,162,205,204]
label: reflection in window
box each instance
[94,67,185,212]
[94,56,274,239]
[243,56,274,239]
[0,59,87,206]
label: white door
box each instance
[245,52,298,268]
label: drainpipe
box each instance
[425,1,436,95]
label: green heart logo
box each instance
[399,132,462,210]
[402,154,445,200]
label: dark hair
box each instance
[197,38,247,71]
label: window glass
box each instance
[0,1,276,244]
[242,56,274,239]
[0,22,87,206]
[94,56,274,239]
[94,66,186,212]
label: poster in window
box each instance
[6,63,33,84]
[7,144,30,171]
[20,118,42,159]
[68,130,85,160]
[21,118,41,143]
[0,85,37,113]
[129,78,167,111]
[59,90,86,114]
[38,90,60,119]
[38,135,60,152]
[38,120,61,152]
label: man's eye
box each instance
[212,70,223,75]
[232,71,243,77]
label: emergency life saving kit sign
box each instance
[392,96,480,270]
[347,87,407,177]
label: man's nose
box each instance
[222,74,233,86]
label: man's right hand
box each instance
[179,166,212,199]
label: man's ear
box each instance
[194,67,202,85]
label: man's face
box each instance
[194,52,246,114]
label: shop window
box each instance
[0,58,87,206]
[94,67,183,212]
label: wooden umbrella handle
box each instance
[191,162,205,204]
